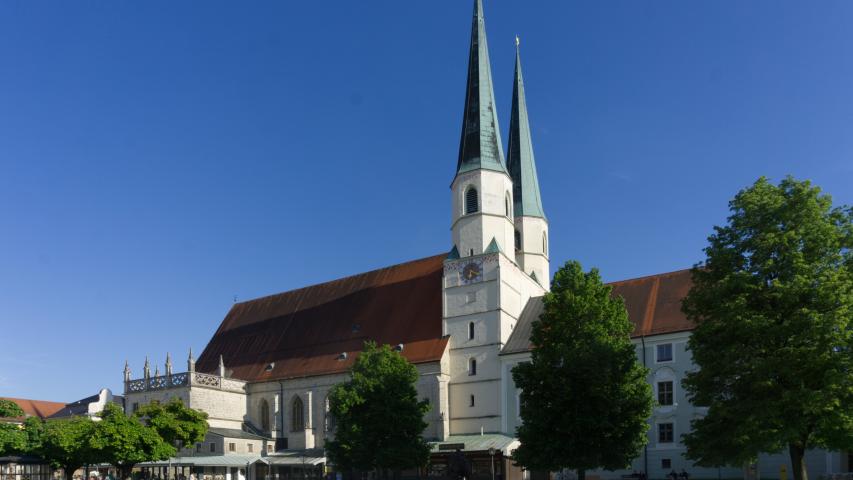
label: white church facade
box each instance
[122,1,851,479]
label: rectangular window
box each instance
[662,459,672,469]
[210,443,216,453]
[658,423,674,444]
[228,443,235,452]
[657,343,673,362]
[469,395,475,407]
[132,403,139,413]
[267,444,273,453]
[247,444,253,453]
[658,381,674,406]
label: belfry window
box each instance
[514,230,521,251]
[468,358,477,376]
[465,187,479,214]
[468,322,475,340]
[259,399,270,431]
[542,232,548,255]
[291,396,304,431]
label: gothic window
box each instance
[259,399,270,432]
[291,396,305,431]
[542,232,548,255]
[465,187,479,214]
[514,230,521,251]
[468,358,477,376]
[505,192,512,218]
[324,396,336,432]
[468,322,475,340]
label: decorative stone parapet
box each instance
[124,371,246,394]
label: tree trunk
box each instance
[577,470,586,480]
[788,444,808,480]
[64,466,77,480]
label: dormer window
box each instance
[465,187,479,214]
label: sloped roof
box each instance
[1,397,66,420]
[502,269,695,354]
[196,255,450,382]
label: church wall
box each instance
[124,388,190,414]
[189,386,247,430]
[451,170,516,261]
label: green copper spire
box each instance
[456,0,506,176]
[507,38,545,218]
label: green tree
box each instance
[682,176,853,480]
[0,399,27,455]
[37,417,98,480]
[512,261,653,480]
[91,403,175,480]
[135,397,208,448]
[326,341,431,476]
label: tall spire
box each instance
[456,0,506,176]
[507,39,545,218]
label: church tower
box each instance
[450,0,516,262]
[507,40,550,289]
[442,0,546,438]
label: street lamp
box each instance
[488,448,496,480]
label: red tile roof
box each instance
[196,254,450,382]
[503,268,695,354]
[609,268,694,337]
[198,253,695,379]
[1,397,67,420]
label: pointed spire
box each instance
[165,353,173,376]
[507,38,545,218]
[143,356,151,379]
[456,0,506,176]
[219,354,226,378]
[154,364,160,377]
[123,360,131,382]
[188,348,196,373]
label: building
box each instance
[0,398,66,424]
[49,388,125,420]
[121,1,851,479]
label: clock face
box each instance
[462,262,482,283]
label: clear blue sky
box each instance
[1,1,851,402]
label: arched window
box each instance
[465,187,479,214]
[259,399,270,432]
[505,192,512,218]
[324,396,336,433]
[468,358,477,376]
[291,396,304,431]
[543,232,548,255]
[468,322,475,340]
[514,230,521,251]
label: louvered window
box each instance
[465,187,479,214]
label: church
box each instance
[121,2,851,480]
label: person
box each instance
[669,470,678,480]
[680,470,689,480]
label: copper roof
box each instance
[197,255,450,382]
[502,268,695,354]
[1,397,66,420]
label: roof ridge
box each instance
[232,253,447,307]
[606,267,693,286]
